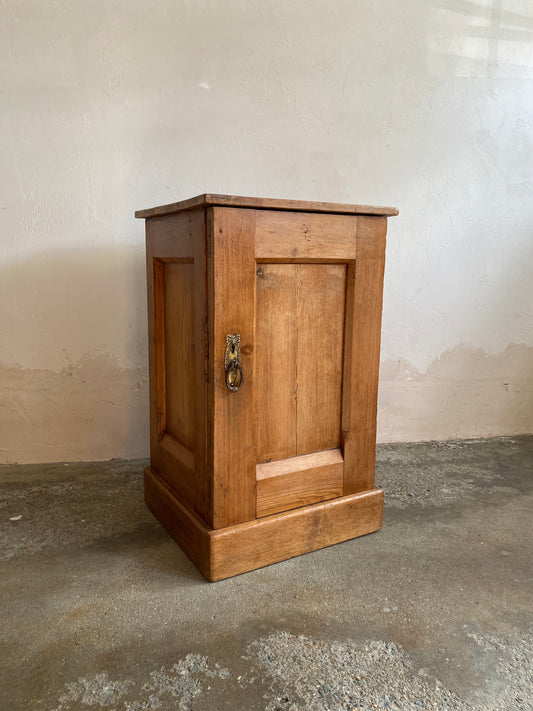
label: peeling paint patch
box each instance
[0,355,149,464]
[54,673,134,710]
[378,344,533,442]
[51,655,230,711]
[1,343,532,464]
[245,631,533,711]
[246,632,462,710]
[45,632,533,711]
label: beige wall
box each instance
[1,0,532,463]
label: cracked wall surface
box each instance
[378,344,533,442]
[0,356,148,464]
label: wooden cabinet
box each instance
[136,194,398,581]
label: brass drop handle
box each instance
[224,334,244,392]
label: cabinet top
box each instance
[135,194,399,219]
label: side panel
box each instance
[146,209,208,520]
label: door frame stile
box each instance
[209,207,257,529]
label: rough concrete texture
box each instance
[1,437,532,710]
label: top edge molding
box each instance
[135,194,399,219]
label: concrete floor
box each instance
[1,437,532,711]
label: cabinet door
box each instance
[209,207,387,528]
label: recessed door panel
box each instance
[146,209,208,520]
[295,263,346,454]
[255,263,346,463]
[164,262,195,450]
[254,264,298,462]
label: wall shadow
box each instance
[0,246,150,464]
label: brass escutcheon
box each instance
[224,334,244,392]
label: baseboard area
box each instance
[144,467,384,581]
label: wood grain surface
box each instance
[145,466,384,581]
[254,211,357,262]
[146,208,209,519]
[254,263,298,462]
[136,193,398,219]
[254,263,345,462]
[163,262,195,449]
[295,263,345,455]
[211,486,383,580]
[208,207,257,528]
[142,200,394,578]
[256,448,344,517]
[342,216,387,494]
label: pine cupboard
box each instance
[136,194,398,581]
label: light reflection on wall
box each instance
[427,0,533,77]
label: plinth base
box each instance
[144,467,384,581]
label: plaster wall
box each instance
[1,0,532,463]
